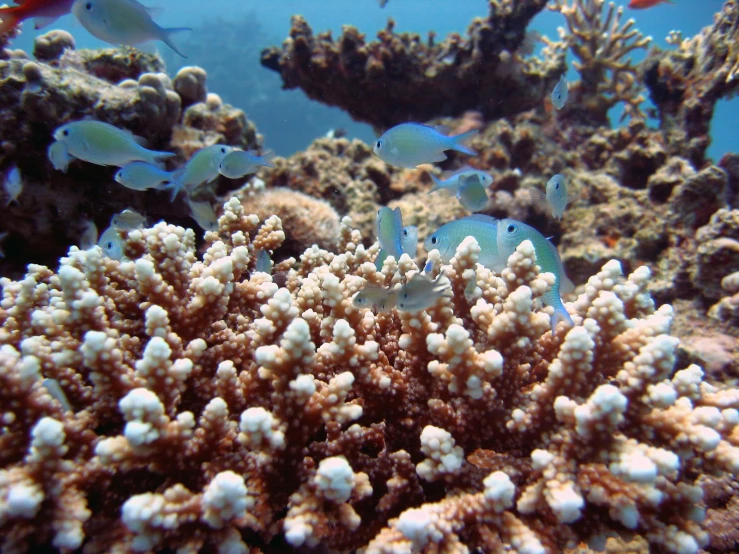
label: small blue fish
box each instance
[255,249,273,274]
[457,173,489,212]
[396,272,451,312]
[97,225,125,260]
[353,284,397,312]
[48,141,71,173]
[424,214,505,271]
[545,174,576,220]
[551,75,569,110]
[111,209,146,230]
[527,174,576,220]
[71,0,191,57]
[423,259,435,275]
[174,144,234,191]
[401,225,418,258]
[376,207,404,259]
[429,166,493,194]
[376,223,418,269]
[219,150,275,179]
[497,218,575,331]
[4,165,22,206]
[115,161,178,192]
[54,120,174,167]
[373,123,477,168]
[187,199,218,232]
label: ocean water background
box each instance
[9,0,736,160]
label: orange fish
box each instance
[0,0,75,35]
[628,0,673,9]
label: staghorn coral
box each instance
[0,30,261,279]
[0,199,737,552]
[643,0,739,168]
[260,0,563,129]
[548,0,652,125]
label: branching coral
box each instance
[643,0,739,167]
[0,198,737,552]
[548,0,652,124]
[260,0,561,129]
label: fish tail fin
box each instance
[429,174,442,193]
[149,150,176,165]
[161,27,192,58]
[159,179,184,203]
[261,149,276,168]
[449,129,478,156]
[0,9,20,36]
[551,305,574,334]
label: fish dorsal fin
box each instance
[131,134,149,147]
[392,206,403,229]
[464,214,499,225]
[448,165,477,177]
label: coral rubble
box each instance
[260,0,562,129]
[0,200,737,552]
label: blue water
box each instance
[9,0,736,160]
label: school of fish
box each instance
[0,1,596,333]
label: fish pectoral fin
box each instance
[426,151,448,163]
[525,187,548,206]
[566,193,578,205]
[34,16,61,30]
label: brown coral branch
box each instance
[260,0,559,129]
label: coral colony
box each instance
[1,0,739,553]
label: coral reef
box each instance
[264,137,399,240]
[260,0,563,129]
[0,199,737,552]
[0,31,261,279]
[643,0,739,167]
[234,187,341,257]
[548,0,652,125]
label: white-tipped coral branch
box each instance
[0,198,737,552]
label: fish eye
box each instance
[105,241,114,250]
[62,129,69,137]
[555,182,560,189]
[430,236,438,245]
[85,2,93,10]
[220,147,226,153]
[506,224,516,234]
[376,140,382,150]
[403,229,408,236]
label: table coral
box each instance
[0,199,737,552]
[260,0,561,129]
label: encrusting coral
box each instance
[0,199,737,552]
[260,0,563,129]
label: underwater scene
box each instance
[1,0,739,552]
